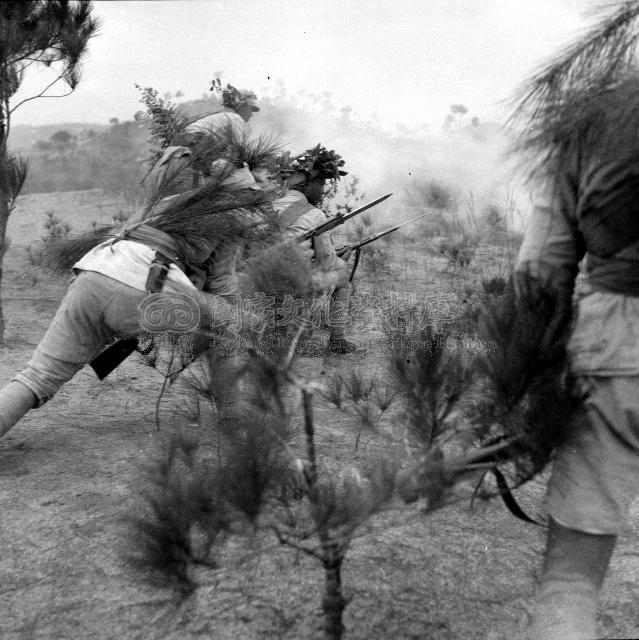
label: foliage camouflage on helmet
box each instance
[220,83,259,112]
[280,144,347,181]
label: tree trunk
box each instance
[0,134,9,343]
[321,545,346,640]
[301,389,348,639]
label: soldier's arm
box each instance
[514,178,583,299]
[283,206,325,240]
[284,206,344,268]
[312,233,347,272]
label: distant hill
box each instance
[9,123,110,152]
[4,100,524,224]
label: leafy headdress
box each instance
[279,144,348,181]
[220,83,259,113]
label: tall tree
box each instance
[0,1,99,341]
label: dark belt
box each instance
[145,251,174,293]
[586,252,639,296]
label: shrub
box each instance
[406,178,457,211]
[481,275,508,297]
[482,203,506,234]
[42,210,71,240]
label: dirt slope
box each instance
[0,191,637,640]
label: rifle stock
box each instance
[90,338,139,380]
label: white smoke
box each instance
[252,86,532,231]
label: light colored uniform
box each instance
[273,189,342,268]
[74,239,196,293]
[14,265,150,406]
[516,179,639,535]
[183,110,247,139]
[12,236,226,407]
[273,189,351,336]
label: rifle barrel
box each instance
[299,193,393,241]
[350,212,430,250]
[340,192,393,223]
[353,226,398,249]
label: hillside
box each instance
[8,123,110,153]
[5,89,531,228]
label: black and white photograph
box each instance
[1,1,638,638]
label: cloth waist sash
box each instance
[576,163,639,295]
[586,247,639,296]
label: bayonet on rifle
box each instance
[335,212,429,257]
[299,193,393,242]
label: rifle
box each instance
[334,212,429,258]
[91,194,395,379]
[90,337,141,380]
[298,193,393,242]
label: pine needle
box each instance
[509,1,639,178]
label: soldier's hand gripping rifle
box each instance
[334,212,429,280]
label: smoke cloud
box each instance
[252,83,532,231]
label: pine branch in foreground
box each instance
[508,1,639,178]
[471,282,581,486]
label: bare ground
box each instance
[0,191,638,640]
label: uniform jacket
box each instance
[273,189,345,273]
[516,176,639,376]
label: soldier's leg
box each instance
[1,272,145,436]
[527,375,639,639]
[0,382,37,438]
[205,346,246,431]
[188,287,249,429]
[530,518,615,640]
[200,242,242,420]
[205,242,242,303]
[328,281,360,354]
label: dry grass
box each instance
[0,190,636,640]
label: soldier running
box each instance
[0,164,276,439]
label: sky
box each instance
[9,0,603,131]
